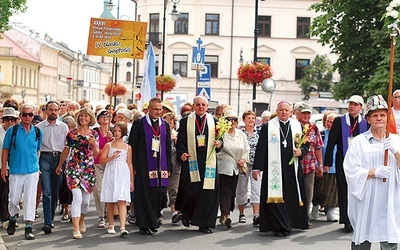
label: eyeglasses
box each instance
[3,118,17,122]
[149,106,163,112]
[21,112,34,117]
[226,117,238,122]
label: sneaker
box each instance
[172,212,182,223]
[107,227,116,234]
[97,219,106,229]
[24,227,35,240]
[239,214,246,223]
[128,215,136,225]
[253,214,260,226]
[42,224,52,234]
[120,229,128,237]
[7,219,16,235]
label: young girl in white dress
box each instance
[99,121,134,237]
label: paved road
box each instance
[1,199,380,250]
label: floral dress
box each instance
[65,128,98,193]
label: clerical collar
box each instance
[196,114,206,119]
[278,119,289,125]
[151,118,158,122]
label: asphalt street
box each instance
[0,198,381,250]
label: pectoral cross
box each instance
[282,139,287,148]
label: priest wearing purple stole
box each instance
[128,97,172,235]
[323,95,368,233]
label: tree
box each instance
[0,0,27,34]
[297,55,333,100]
[309,0,400,100]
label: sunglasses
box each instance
[226,117,238,122]
[21,112,34,117]
[3,117,17,122]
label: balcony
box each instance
[146,32,163,48]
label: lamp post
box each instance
[238,48,243,114]
[253,0,266,111]
[161,0,180,100]
[21,90,26,103]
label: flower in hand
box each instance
[288,124,309,165]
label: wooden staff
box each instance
[108,57,116,129]
[384,31,396,182]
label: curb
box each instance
[0,235,6,250]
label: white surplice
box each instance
[343,130,400,245]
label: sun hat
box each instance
[366,95,388,115]
[96,108,109,119]
[162,100,175,114]
[224,109,238,118]
[1,107,18,119]
[348,95,364,105]
[116,108,132,120]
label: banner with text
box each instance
[87,18,148,59]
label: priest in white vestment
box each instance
[344,95,400,250]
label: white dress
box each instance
[100,145,131,203]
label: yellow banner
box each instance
[87,18,148,59]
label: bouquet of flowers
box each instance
[288,124,310,165]
[383,0,400,37]
[205,117,231,164]
[104,83,127,96]
[156,75,176,92]
[237,61,273,86]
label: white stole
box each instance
[187,112,216,189]
[267,118,304,206]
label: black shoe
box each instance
[7,219,16,235]
[25,227,35,240]
[273,230,283,237]
[35,211,40,218]
[181,216,190,227]
[139,228,151,235]
[253,214,260,226]
[172,212,182,224]
[225,217,232,229]
[345,223,353,233]
[198,227,212,234]
[42,224,52,234]
[149,227,158,233]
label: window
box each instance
[126,62,132,67]
[258,16,271,37]
[297,17,310,38]
[173,55,188,77]
[258,57,271,65]
[149,14,160,44]
[126,72,131,82]
[295,59,310,80]
[175,13,188,34]
[205,55,218,78]
[205,14,219,35]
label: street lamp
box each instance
[161,0,180,100]
[261,78,276,111]
[21,90,26,103]
[253,0,266,111]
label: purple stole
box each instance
[341,115,367,156]
[143,119,169,187]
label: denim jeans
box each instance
[39,153,62,225]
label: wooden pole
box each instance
[384,33,396,182]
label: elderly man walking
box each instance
[36,101,69,234]
[1,103,43,240]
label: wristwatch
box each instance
[319,164,323,167]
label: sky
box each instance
[9,0,136,53]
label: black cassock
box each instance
[128,118,171,230]
[175,115,219,228]
[253,120,308,233]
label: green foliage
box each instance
[296,55,333,100]
[0,0,27,34]
[309,0,400,100]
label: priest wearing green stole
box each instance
[253,101,309,237]
[175,95,222,234]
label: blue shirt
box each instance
[3,123,43,174]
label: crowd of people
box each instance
[0,92,399,249]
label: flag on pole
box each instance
[139,41,156,110]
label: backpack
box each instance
[9,124,41,150]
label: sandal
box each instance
[97,219,106,229]
[62,214,70,221]
[73,230,82,239]
[79,224,86,234]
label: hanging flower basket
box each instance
[156,75,176,92]
[237,62,273,86]
[105,83,127,96]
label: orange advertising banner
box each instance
[87,17,148,59]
